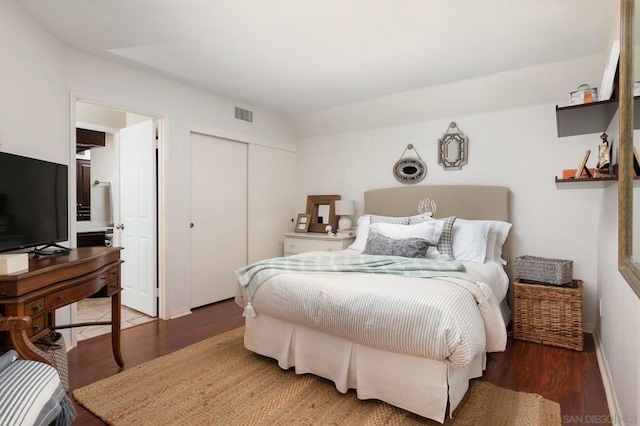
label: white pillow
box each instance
[348,215,371,251]
[451,219,491,263]
[369,221,444,258]
[370,221,444,241]
[485,221,512,265]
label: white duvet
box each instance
[236,252,507,369]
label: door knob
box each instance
[115,224,125,230]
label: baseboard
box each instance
[593,328,622,421]
[169,307,192,319]
[583,322,595,334]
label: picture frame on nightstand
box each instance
[295,214,311,233]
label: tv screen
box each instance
[0,152,69,253]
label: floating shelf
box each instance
[554,176,618,189]
[555,176,640,189]
[555,99,619,137]
[556,96,640,137]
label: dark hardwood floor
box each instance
[68,299,609,425]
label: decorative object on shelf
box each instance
[325,225,335,236]
[417,198,437,216]
[561,168,596,179]
[294,213,311,233]
[569,84,598,105]
[633,146,640,177]
[595,132,612,177]
[306,195,341,233]
[334,200,355,232]
[573,150,592,179]
[437,122,468,170]
[393,144,426,184]
[600,40,620,101]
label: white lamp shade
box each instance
[334,200,355,216]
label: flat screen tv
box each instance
[0,152,68,254]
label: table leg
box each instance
[111,290,124,367]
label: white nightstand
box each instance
[283,232,356,256]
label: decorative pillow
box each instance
[369,220,444,259]
[484,220,512,265]
[363,232,432,258]
[408,215,456,258]
[451,219,491,263]
[369,214,410,225]
[349,214,413,251]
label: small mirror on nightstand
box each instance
[306,195,341,233]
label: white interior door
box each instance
[190,133,247,308]
[118,119,157,316]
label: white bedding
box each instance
[236,251,507,369]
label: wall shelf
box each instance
[555,176,639,189]
[554,176,617,189]
[555,99,619,137]
[556,96,640,137]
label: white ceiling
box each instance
[18,0,617,115]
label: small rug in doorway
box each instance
[73,327,561,425]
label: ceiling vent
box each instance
[235,107,253,122]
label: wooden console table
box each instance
[0,247,124,366]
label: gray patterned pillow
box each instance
[363,232,433,258]
[369,215,410,225]
[408,216,456,257]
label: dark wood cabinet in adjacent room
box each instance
[76,159,91,221]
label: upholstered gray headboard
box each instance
[364,185,509,221]
[364,185,510,261]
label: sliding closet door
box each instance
[248,144,296,263]
[190,133,247,308]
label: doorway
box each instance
[72,99,163,341]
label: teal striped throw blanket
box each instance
[236,253,468,303]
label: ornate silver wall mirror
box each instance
[393,144,426,184]
[438,122,468,170]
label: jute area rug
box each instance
[73,327,561,425]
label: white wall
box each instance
[0,1,68,163]
[1,1,296,320]
[594,113,640,420]
[597,185,640,421]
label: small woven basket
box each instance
[514,255,573,285]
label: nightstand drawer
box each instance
[283,233,356,256]
[285,238,343,254]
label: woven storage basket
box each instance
[514,255,573,285]
[512,279,583,351]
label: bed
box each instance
[235,185,511,423]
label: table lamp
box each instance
[335,200,355,231]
